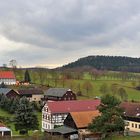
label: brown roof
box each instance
[70,110,100,128]
[120,102,140,117]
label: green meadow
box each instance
[14,69,140,101]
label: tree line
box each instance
[62,55,140,72]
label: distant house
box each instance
[42,99,100,131]
[121,102,140,134]
[0,71,16,85]
[18,89,44,101]
[44,88,76,101]
[0,88,19,98]
[0,123,12,137]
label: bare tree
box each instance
[9,59,17,68]
[118,88,128,101]
[100,83,109,94]
[83,81,93,95]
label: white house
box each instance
[42,99,100,131]
[0,71,16,85]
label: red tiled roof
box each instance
[120,102,140,117]
[0,71,15,79]
[46,99,100,113]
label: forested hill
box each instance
[62,56,140,72]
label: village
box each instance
[0,69,140,140]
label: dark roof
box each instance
[47,126,77,134]
[45,88,71,97]
[45,99,100,113]
[0,71,15,79]
[18,89,43,95]
[120,102,140,117]
[0,88,12,94]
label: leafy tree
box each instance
[118,88,128,101]
[100,83,109,94]
[14,97,39,134]
[24,69,31,83]
[88,94,124,137]
[83,81,93,95]
[110,84,118,95]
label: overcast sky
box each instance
[0,0,140,68]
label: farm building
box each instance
[44,88,76,101]
[0,88,19,98]
[42,99,100,131]
[0,123,12,137]
[47,110,101,140]
[121,101,140,135]
[0,71,16,85]
[18,89,44,102]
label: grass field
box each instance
[13,69,140,101]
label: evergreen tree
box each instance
[0,82,7,88]
[9,98,19,113]
[14,97,39,134]
[88,94,124,137]
[24,69,31,83]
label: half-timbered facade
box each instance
[42,99,100,131]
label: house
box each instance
[47,111,101,140]
[0,123,12,137]
[18,89,44,102]
[44,88,76,101]
[121,101,140,134]
[0,71,16,85]
[0,88,19,98]
[42,99,100,131]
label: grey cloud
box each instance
[0,0,140,67]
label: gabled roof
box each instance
[45,99,100,113]
[0,71,15,79]
[18,89,43,95]
[0,88,12,94]
[70,110,100,128]
[45,88,70,97]
[120,102,140,117]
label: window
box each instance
[132,123,134,127]
[48,125,50,129]
[135,124,137,128]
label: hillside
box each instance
[62,56,140,72]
